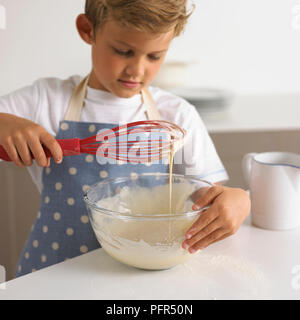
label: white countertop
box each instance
[200,94,300,133]
[1,215,300,300]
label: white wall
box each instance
[0,0,89,96]
[168,0,300,94]
[1,0,300,96]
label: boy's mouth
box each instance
[118,79,141,89]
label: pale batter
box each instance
[91,180,200,270]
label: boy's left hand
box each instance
[182,185,251,253]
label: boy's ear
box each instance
[76,14,95,45]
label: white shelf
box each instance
[198,94,300,133]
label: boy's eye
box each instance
[113,47,161,61]
[148,54,161,61]
[114,48,133,56]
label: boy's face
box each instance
[85,19,174,98]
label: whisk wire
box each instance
[79,120,184,163]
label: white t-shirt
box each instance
[0,75,228,193]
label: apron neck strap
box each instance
[64,75,90,122]
[64,75,161,121]
[141,88,161,120]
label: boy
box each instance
[0,0,250,277]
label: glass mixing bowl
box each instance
[83,173,214,270]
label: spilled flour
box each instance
[180,253,270,299]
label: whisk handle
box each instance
[0,138,81,162]
[0,145,12,161]
[44,138,81,157]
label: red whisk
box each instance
[0,120,185,164]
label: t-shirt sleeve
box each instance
[172,101,229,184]
[0,81,40,122]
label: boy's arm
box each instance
[182,184,250,253]
[0,112,63,167]
[0,81,63,167]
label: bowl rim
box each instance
[83,173,214,219]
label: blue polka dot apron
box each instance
[16,75,168,277]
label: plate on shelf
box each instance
[168,87,234,113]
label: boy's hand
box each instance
[0,113,63,167]
[182,185,251,253]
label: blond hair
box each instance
[85,0,194,37]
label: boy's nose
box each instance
[124,59,145,79]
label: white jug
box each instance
[242,152,300,230]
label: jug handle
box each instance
[242,153,257,189]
